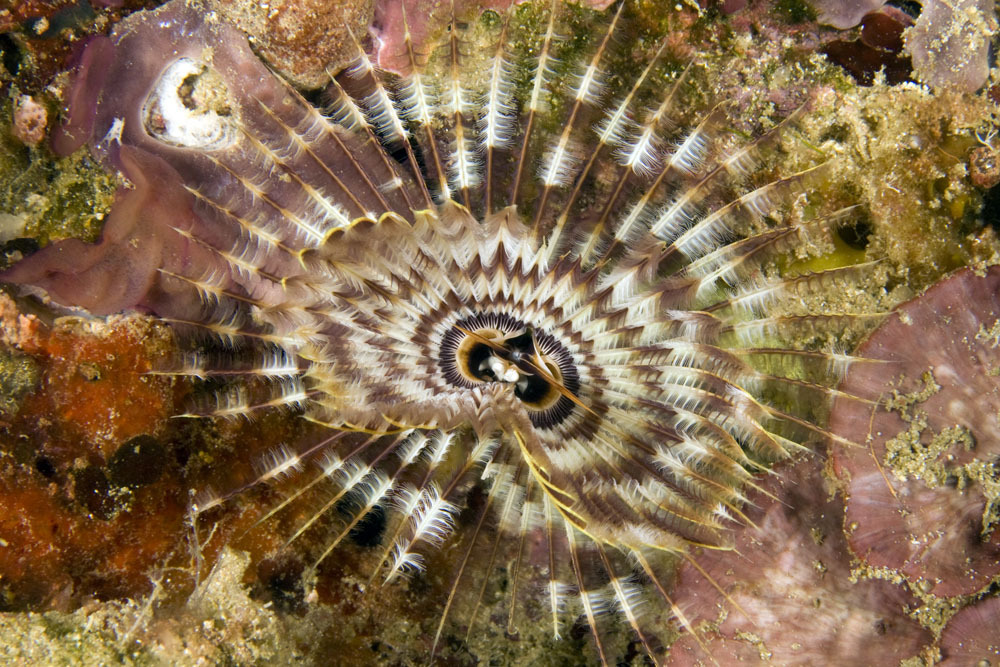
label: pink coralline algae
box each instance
[11,95,48,146]
[938,594,1000,665]
[666,458,932,664]
[905,0,997,94]
[830,266,1000,597]
[809,0,886,29]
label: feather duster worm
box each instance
[2,0,895,662]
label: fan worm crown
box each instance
[2,0,885,662]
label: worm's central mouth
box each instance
[439,311,580,429]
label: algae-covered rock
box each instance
[0,345,39,415]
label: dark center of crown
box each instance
[438,312,580,429]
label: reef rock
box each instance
[208,0,375,89]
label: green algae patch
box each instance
[775,0,818,24]
[791,80,998,293]
[0,610,136,666]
